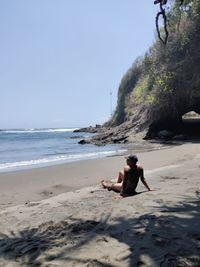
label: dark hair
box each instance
[125,154,138,163]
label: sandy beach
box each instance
[0,142,200,266]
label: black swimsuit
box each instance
[122,166,141,196]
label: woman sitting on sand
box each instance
[101,154,152,197]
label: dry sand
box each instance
[0,143,200,266]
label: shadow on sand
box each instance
[0,193,200,266]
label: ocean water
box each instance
[0,128,127,172]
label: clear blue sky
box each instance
[0,1,158,129]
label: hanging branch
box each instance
[154,0,185,44]
[155,1,168,44]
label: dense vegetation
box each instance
[108,0,200,136]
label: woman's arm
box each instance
[140,167,151,191]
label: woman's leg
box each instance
[110,182,123,192]
[101,169,124,192]
[117,170,124,183]
[101,180,123,192]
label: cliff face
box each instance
[98,0,200,143]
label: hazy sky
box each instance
[0,1,158,129]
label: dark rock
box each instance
[143,131,157,140]
[172,134,187,141]
[78,139,90,145]
[95,124,101,128]
[70,135,84,139]
[157,130,174,139]
[111,136,128,143]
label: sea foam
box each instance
[0,149,127,172]
[2,128,79,134]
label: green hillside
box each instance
[107,0,200,138]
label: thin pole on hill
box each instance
[110,91,113,117]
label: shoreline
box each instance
[0,142,196,208]
[0,139,178,175]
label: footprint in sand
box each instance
[161,176,180,180]
[53,184,63,189]
[40,190,53,197]
[155,199,164,204]
[25,201,40,207]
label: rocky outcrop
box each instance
[77,121,144,146]
[74,125,103,134]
